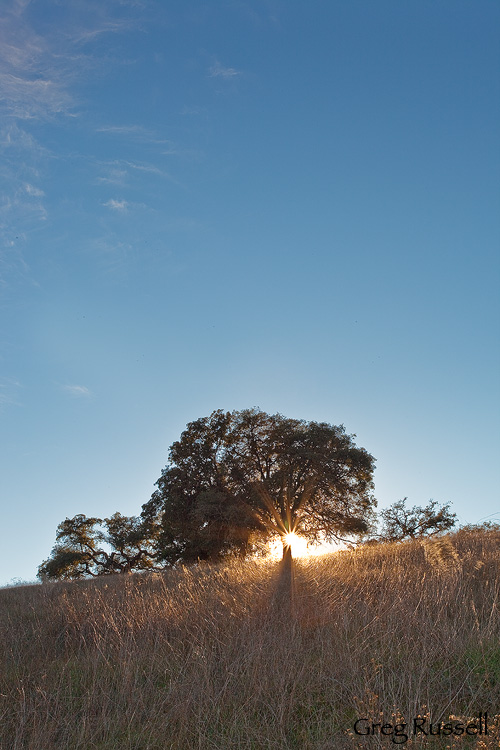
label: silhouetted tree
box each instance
[141,408,376,563]
[38,513,158,580]
[379,498,457,542]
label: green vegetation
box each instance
[378,498,457,542]
[142,408,376,564]
[3,527,499,749]
[40,409,378,578]
[38,513,158,580]
[39,410,461,582]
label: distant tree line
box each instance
[38,409,458,580]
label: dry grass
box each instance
[1,528,499,749]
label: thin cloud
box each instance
[62,385,92,398]
[71,19,135,46]
[1,121,47,155]
[0,1,154,124]
[96,124,147,135]
[13,182,47,220]
[0,4,74,121]
[0,0,166,295]
[209,61,241,79]
[123,160,162,174]
[114,0,148,7]
[24,183,44,197]
[0,0,137,264]
[0,127,48,264]
[96,167,128,186]
[94,157,182,193]
[97,158,163,175]
[89,235,133,278]
[0,377,22,409]
[0,71,72,120]
[96,124,171,145]
[103,198,129,212]
[94,153,184,189]
[122,158,183,185]
[0,2,138,123]
[179,105,206,116]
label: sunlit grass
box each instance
[1,527,499,749]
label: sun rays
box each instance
[267,532,314,559]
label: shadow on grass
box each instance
[267,550,295,621]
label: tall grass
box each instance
[1,528,499,749]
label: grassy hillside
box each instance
[1,528,499,749]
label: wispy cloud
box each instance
[98,157,164,175]
[103,198,129,212]
[96,124,147,135]
[0,377,22,409]
[24,183,44,197]
[0,121,47,155]
[0,1,144,123]
[0,9,67,267]
[123,160,163,174]
[0,0,148,270]
[62,385,92,398]
[96,124,171,146]
[114,0,148,7]
[0,125,47,268]
[209,61,241,79]
[88,235,133,279]
[96,167,128,186]
[0,72,72,120]
[179,105,206,117]
[70,19,136,46]
[0,5,65,262]
[94,154,183,190]
[0,2,75,122]
[96,158,165,187]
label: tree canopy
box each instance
[38,513,158,580]
[141,408,376,562]
[378,498,457,542]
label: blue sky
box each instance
[1,0,499,585]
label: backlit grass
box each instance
[1,528,499,749]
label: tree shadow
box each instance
[268,549,295,621]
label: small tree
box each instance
[379,498,457,542]
[38,513,158,580]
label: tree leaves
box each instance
[379,498,457,542]
[38,513,158,580]
[142,408,377,562]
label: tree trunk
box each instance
[276,541,293,618]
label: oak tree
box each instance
[141,408,376,562]
[379,498,457,542]
[38,513,158,580]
